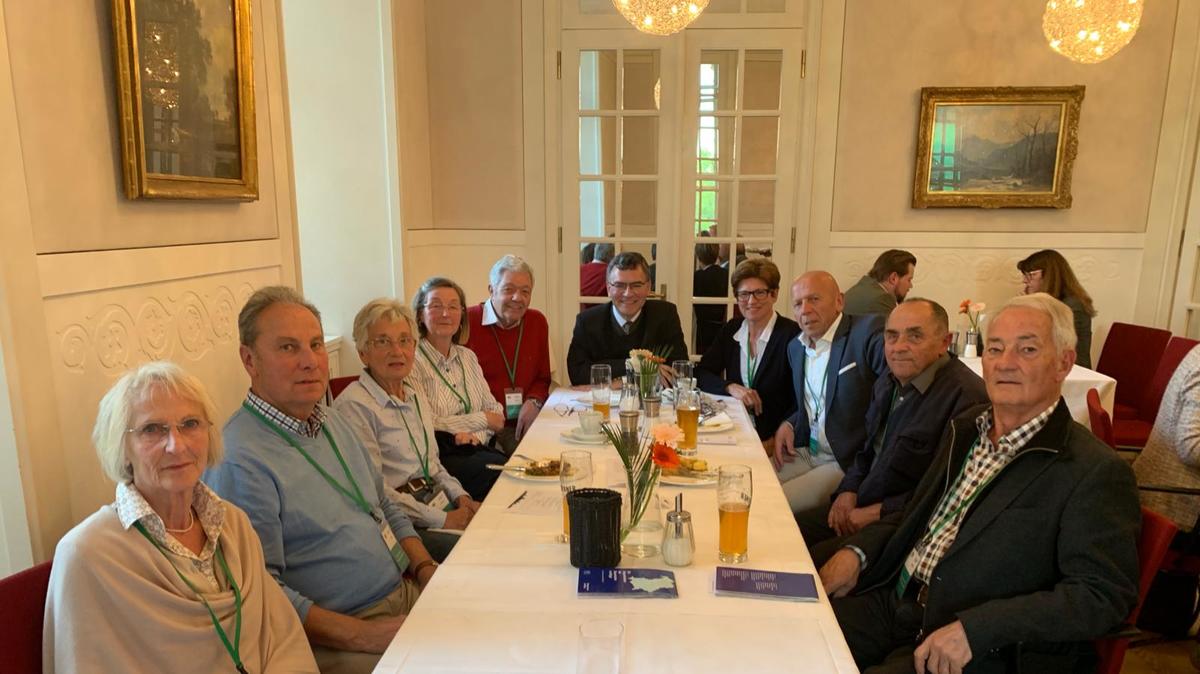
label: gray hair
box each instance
[238,286,322,347]
[352,298,418,353]
[412,276,470,344]
[593,243,615,263]
[899,297,949,335]
[92,360,223,484]
[488,255,535,288]
[989,292,1077,355]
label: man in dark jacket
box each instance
[820,293,1140,673]
[796,298,988,565]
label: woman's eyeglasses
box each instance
[735,288,774,302]
[127,418,210,446]
[368,335,415,351]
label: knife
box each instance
[507,490,529,509]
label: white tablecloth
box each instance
[374,389,857,673]
[959,357,1116,430]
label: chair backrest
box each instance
[1086,388,1115,448]
[1137,337,1200,423]
[1096,322,1172,408]
[1094,507,1179,674]
[328,375,358,401]
[0,560,53,674]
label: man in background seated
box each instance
[822,293,1140,674]
[796,298,987,566]
[692,241,728,354]
[773,271,888,513]
[844,249,916,317]
[206,286,439,673]
[579,242,614,306]
[466,255,552,440]
[567,251,688,384]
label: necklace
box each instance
[164,508,195,533]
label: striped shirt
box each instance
[410,339,504,444]
[908,402,1056,584]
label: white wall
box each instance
[282,0,404,375]
[0,337,32,576]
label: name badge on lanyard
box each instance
[504,388,524,420]
[376,509,411,571]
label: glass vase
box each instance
[621,478,663,559]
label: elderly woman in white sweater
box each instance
[44,361,316,673]
[1133,344,1200,530]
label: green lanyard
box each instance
[877,386,901,450]
[419,343,472,414]
[745,342,759,387]
[242,403,379,522]
[489,319,525,388]
[922,438,999,544]
[133,522,247,674]
[395,389,432,480]
[805,364,830,423]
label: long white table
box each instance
[959,357,1116,430]
[374,389,857,673]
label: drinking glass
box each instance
[591,364,612,417]
[672,360,694,391]
[560,450,594,542]
[576,619,622,674]
[717,464,752,563]
[675,387,700,456]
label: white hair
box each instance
[488,255,535,288]
[989,292,1077,355]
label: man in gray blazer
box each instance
[844,249,917,317]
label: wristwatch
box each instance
[529,398,544,409]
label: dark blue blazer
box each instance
[785,313,888,469]
[695,313,800,440]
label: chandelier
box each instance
[612,0,709,36]
[1042,0,1143,64]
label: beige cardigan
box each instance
[44,497,318,673]
[1134,344,1200,530]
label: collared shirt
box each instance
[114,480,226,585]
[611,305,643,331]
[334,372,468,527]
[481,298,510,328]
[412,338,504,444]
[244,390,326,439]
[800,312,844,456]
[908,402,1057,584]
[734,312,778,386]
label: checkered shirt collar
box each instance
[973,402,1057,457]
[245,389,326,438]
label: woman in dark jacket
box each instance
[1017,249,1097,368]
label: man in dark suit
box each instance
[692,242,728,354]
[844,249,917,317]
[567,252,688,384]
[773,271,888,513]
[796,298,988,565]
[821,293,1140,674]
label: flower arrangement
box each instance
[959,299,986,333]
[601,421,681,539]
[629,347,668,399]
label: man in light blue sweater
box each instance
[206,286,438,674]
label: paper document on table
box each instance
[697,436,737,445]
[505,491,560,516]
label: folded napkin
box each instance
[701,412,733,427]
[696,436,737,445]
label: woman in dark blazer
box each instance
[696,258,800,442]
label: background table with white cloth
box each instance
[958,357,1115,430]
[374,389,857,673]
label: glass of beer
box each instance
[560,450,593,542]
[717,464,752,563]
[590,364,612,417]
[675,387,700,456]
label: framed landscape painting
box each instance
[912,86,1084,209]
[111,0,258,200]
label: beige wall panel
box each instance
[41,267,280,522]
[832,0,1178,233]
[5,0,280,252]
[425,0,524,230]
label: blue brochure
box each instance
[577,568,678,598]
[713,566,819,602]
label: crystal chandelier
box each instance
[1042,0,1143,64]
[612,0,709,36]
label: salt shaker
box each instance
[662,495,695,567]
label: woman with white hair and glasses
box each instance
[44,361,316,673]
[335,298,482,562]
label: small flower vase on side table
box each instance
[963,330,978,358]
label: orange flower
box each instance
[650,442,680,469]
[959,299,971,314]
[651,423,684,447]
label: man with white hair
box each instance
[821,293,1140,674]
[466,255,552,439]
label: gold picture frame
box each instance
[111,0,257,200]
[912,86,1084,209]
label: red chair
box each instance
[328,375,358,402]
[0,560,53,673]
[1096,323,1171,421]
[1086,388,1115,448]
[1112,337,1200,448]
[1094,508,1179,674]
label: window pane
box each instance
[738,180,775,227]
[697,116,735,175]
[579,116,616,175]
[579,180,616,237]
[699,50,738,112]
[695,179,733,235]
[622,180,657,234]
[579,50,617,110]
[622,117,658,175]
[747,0,787,12]
[740,116,778,174]
[623,50,660,110]
[743,50,782,110]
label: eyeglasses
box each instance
[608,281,648,293]
[1021,269,1043,281]
[735,288,774,302]
[126,418,210,446]
[425,303,463,314]
[368,335,415,351]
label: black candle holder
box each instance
[567,488,622,568]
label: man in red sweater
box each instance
[466,255,553,439]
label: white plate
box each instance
[660,471,717,486]
[559,428,608,445]
[697,420,734,434]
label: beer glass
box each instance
[675,387,700,456]
[717,464,752,563]
[590,364,612,417]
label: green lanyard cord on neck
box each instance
[242,403,377,521]
[419,343,473,414]
[489,319,525,388]
[394,389,433,480]
[133,521,247,674]
[921,437,996,545]
[745,343,759,387]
